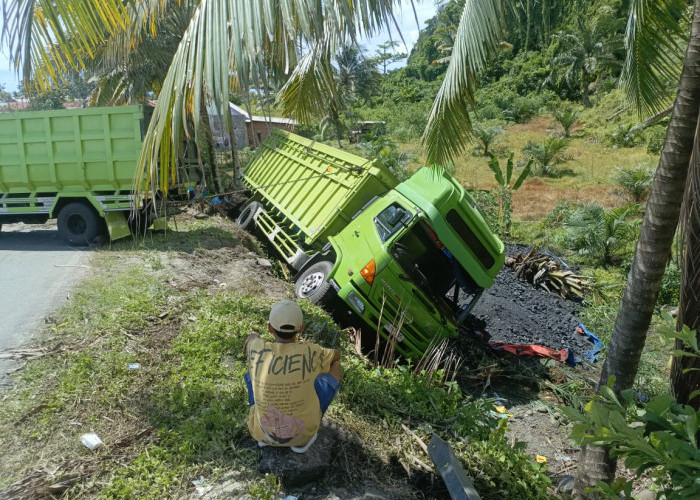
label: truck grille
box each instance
[369,292,439,357]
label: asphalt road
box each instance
[0,222,92,382]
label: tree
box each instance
[612,163,655,204]
[472,124,504,156]
[486,152,531,234]
[373,40,407,75]
[0,84,11,101]
[522,137,569,177]
[552,104,580,138]
[419,0,695,495]
[563,203,638,268]
[321,44,380,146]
[548,11,624,107]
[3,0,400,197]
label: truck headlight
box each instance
[347,291,365,314]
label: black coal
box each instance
[467,245,595,355]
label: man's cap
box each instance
[269,300,304,333]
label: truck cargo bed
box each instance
[243,130,398,249]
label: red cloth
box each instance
[475,331,570,362]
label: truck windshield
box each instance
[374,203,412,242]
[390,219,483,323]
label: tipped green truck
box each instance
[238,130,505,357]
[0,105,167,244]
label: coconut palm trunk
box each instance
[575,2,700,496]
[671,119,700,409]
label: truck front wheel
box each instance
[295,261,335,306]
[57,202,100,245]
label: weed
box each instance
[453,420,553,500]
[612,162,655,204]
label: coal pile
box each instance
[467,245,594,355]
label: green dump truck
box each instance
[0,105,170,244]
[238,130,505,357]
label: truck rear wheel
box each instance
[236,201,262,232]
[295,261,335,306]
[57,202,100,245]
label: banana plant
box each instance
[487,152,532,235]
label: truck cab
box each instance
[326,167,504,357]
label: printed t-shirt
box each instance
[246,337,336,447]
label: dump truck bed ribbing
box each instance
[243,130,398,249]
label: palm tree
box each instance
[420,0,695,495]
[563,203,638,267]
[522,137,569,176]
[548,11,624,107]
[2,0,401,197]
[322,44,380,147]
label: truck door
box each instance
[369,209,484,355]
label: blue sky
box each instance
[0,0,438,93]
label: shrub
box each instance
[658,262,681,306]
[562,324,700,500]
[609,124,644,148]
[454,421,553,500]
[472,123,505,156]
[553,104,581,137]
[563,203,639,267]
[646,125,667,154]
[468,189,499,231]
[612,162,655,204]
[522,137,570,177]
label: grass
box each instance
[1,216,559,499]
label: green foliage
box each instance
[612,162,655,203]
[545,199,582,228]
[563,203,639,267]
[454,420,553,500]
[468,189,500,231]
[248,474,281,499]
[357,136,415,181]
[404,0,464,82]
[522,137,570,177]
[563,326,700,500]
[26,90,64,110]
[476,85,554,124]
[547,10,624,107]
[609,123,644,148]
[487,152,533,234]
[473,123,505,156]
[658,262,682,307]
[646,125,667,154]
[552,104,581,137]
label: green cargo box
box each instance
[243,130,399,249]
[0,105,145,195]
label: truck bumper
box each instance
[334,279,455,358]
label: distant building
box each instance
[0,98,30,112]
[228,103,297,149]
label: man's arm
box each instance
[243,332,260,355]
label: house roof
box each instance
[229,102,297,125]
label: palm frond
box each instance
[621,0,689,117]
[2,0,131,92]
[422,0,506,166]
[134,0,402,197]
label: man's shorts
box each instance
[244,372,339,414]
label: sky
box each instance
[0,0,439,94]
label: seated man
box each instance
[244,300,341,453]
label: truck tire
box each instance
[128,209,154,235]
[236,201,262,232]
[57,202,100,245]
[295,261,336,306]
